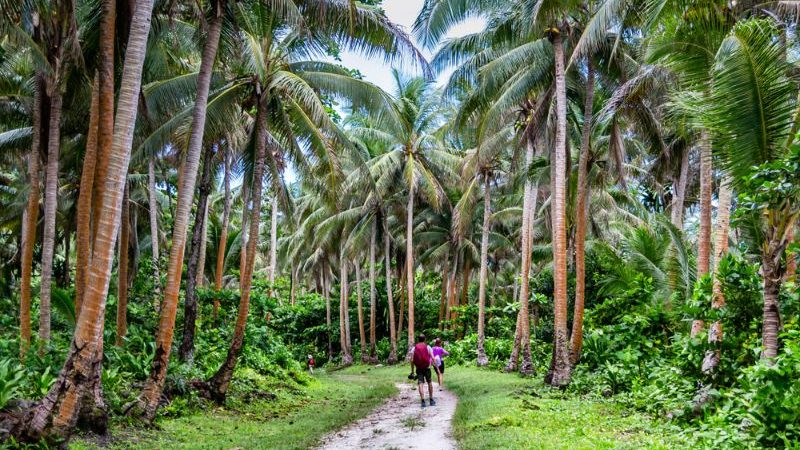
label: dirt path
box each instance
[316,381,458,450]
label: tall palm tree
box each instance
[15,0,156,440]
[138,0,227,419]
[348,71,456,356]
[703,19,797,362]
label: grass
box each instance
[446,366,687,450]
[71,365,404,450]
[71,364,687,450]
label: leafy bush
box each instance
[0,359,25,409]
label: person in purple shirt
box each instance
[432,338,449,390]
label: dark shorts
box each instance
[437,361,445,374]
[416,367,432,384]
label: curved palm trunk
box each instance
[569,60,595,367]
[148,158,161,303]
[18,0,153,439]
[213,150,231,319]
[547,29,571,386]
[75,77,100,319]
[268,194,278,294]
[204,94,267,403]
[476,174,492,367]
[138,8,224,418]
[355,260,367,362]
[702,177,732,374]
[20,83,43,360]
[115,185,130,346]
[369,221,378,362]
[405,182,415,358]
[384,220,398,364]
[39,91,62,355]
[506,139,537,373]
[178,147,215,363]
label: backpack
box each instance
[412,343,431,370]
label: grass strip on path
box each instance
[446,366,687,450]
[72,365,404,450]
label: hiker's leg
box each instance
[428,380,434,399]
[418,381,424,400]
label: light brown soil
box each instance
[316,381,458,450]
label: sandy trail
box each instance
[316,381,458,450]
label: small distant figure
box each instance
[307,354,315,374]
[432,338,449,390]
[410,333,436,408]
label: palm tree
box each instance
[348,71,456,356]
[17,0,156,440]
[137,0,227,418]
[703,19,797,362]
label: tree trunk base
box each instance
[387,350,398,365]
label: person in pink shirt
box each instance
[432,338,449,390]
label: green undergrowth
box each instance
[446,367,687,450]
[71,365,404,450]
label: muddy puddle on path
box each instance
[316,382,458,450]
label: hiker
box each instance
[432,338,449,389]
[409,333,436,408]
[307,354,315,374]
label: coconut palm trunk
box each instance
[397,262,405,338]
[213,149,231,319]
[405,181,415,357]
[697,131,713,278]
[384,220,398,363]
[569,59,595,367]
[138,6,224,418]
[702,177,732,374]
[762,236,786,362]
[691,132,713,338]
[671,148,689,228]
[439,249,449,329]
[240,182,249,287]
[506,138,537,373]
[324,269,333,360]
[476,173,492,367]
[547,28,571,386]
[17,0,154,439]
[74,77,100,318]
[147,158,161,301]
[340,246,353,365]
[196,200,210,287]
[369,220,378,362]
[204,94,268,403]
[268,193,278,293]
[115,185,130,346]
[355,260,367,362]
[20,82,43,360]
[38,91,62,355]
[179,146,215,363]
